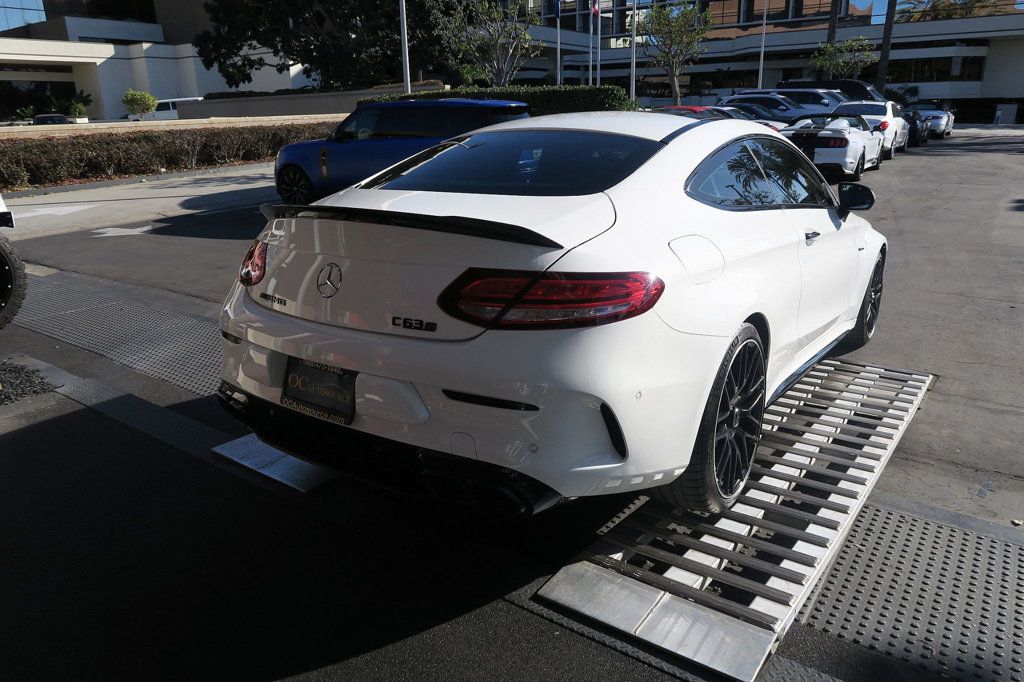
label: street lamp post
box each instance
[756,0,768,89]
[629,0,637,101]
[399,0,411,94]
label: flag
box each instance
[592,0,600,16]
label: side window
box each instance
[747,138,833,208]
[155,102,171,112]
[687,141,775,208]
[336,109,381,140]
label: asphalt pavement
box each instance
[1,126,1022,681]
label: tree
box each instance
[896,0,1004,21]
[874,0,897,91]
[194,0,470,90]
[639,1,714,105]
[122,89,158,115]
[463,0,543,87]
[809,37,878,80]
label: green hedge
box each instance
[359,85,636,116]
[0,121,335,191]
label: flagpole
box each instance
[588,8,593,85]
[596,2,602,86]
[556,10,562,85]
[629,0,637,101]
[399,0,411,94]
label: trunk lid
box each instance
[250,188,616,341]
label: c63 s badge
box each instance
[259,292,288,307]
[392,316,437,332]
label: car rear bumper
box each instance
[219,283,729,498]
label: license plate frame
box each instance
[281,357,357,426]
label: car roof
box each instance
[359,98,527,109]
[476,111,699,141]
[835,100,887,106]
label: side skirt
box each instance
[767,333,848,405]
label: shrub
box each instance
[68,102,88,117]
[122,89,158,115]
[0,121,335,191]
[359,85,636,116]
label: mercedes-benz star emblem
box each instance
[316,263,343,298]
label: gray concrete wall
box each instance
[177,84,447,119]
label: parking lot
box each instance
[1,125,1023,681]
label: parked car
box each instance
[902,110,931,147]
[656,105,730,120]
[906,103,955,137]
[831,100,910,159]
[0,194,25,330]
[130,97,203,121]
[220,112,886,515]
[782,114,884,181]
[274,98,530,204]
[712,106,788,130]
[776,79,885,102]
[724,102,793,129]
[740,88,848,110]
[717,94,821,123]
[32,113,71,125]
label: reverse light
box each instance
[239,240,268,286]
[439,269,665,330]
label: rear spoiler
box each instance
[260,204,562,249]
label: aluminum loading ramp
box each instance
[537,359,933,681]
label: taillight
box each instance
[817,137,849,148]
[439,269,665,330]
[239,240,268,286]
[878,120,890,131]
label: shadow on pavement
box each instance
[0,396,626,680]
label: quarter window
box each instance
[688,141,775,208]
[746,138,833,207]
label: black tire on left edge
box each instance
[0,235,26,330]
[838,253,884,353]
[650,323,766,514]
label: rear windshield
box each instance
[362,130,662,196]
[834,103,886,116]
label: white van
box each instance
[132,97,203,121]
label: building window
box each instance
[865,56,986,83]
[0,1,46,32]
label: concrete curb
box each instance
[4,162,274,199]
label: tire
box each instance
[850,153,864,181]
[884,140,895,160]
[868,147,882,170]
[650,323,766,513]
[0,235,26,330]
[838,254,884,353]
[276,165,314,205]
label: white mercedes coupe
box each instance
[218,112,887,515]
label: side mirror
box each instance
[0,211,13,228]
[779,105,790,111]
[837,182,875,215]
[872,124,883,133]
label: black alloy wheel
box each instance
[863,259,884,340]
[0,236,26,330]
[713,339,766,498]
[277,166,314,205]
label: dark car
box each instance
[275,98,529,204]
[32,114,71,125]
[902,110,930,147]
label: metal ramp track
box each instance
[536,359,933,681]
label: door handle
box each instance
[805,231,821,245]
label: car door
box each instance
[324,108,439,193]
[748,137,862,345]
[684,139,804,390]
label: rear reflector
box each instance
[239,241,268,286]
[439,269,665,330]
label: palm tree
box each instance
[874,0,897,91]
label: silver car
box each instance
[907,104,954,137]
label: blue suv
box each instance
[275,98,529,204]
